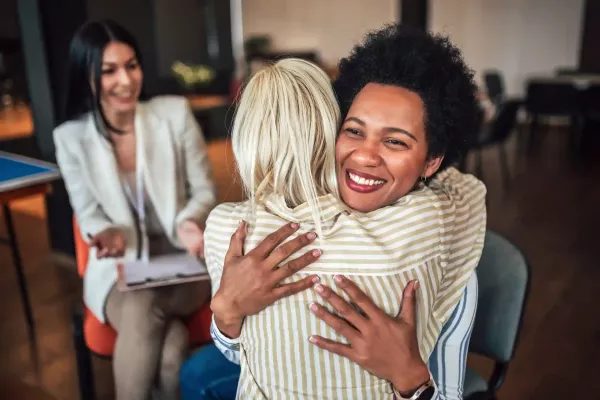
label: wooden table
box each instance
[185,94,231,111]
[0,152,60,345]
[0,99,230,141]
[0,105,34,140]
[527,74,600,88]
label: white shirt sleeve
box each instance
[428,272,478,399]
[210,315,241,365]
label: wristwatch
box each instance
[392,379,435,400]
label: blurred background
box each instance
[0,0,599,399]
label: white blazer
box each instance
[53,95,216,322]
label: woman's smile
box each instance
[345,169,387,193]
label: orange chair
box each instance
[72,218,213,399]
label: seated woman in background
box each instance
[203,52,485,400]
[182,25,483,400]
[53,20,215,400]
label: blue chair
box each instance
[464,231,531,399]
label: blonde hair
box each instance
[232,58,340,237]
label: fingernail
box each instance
[414,280,420,290]
[334,275,343,283]
[311,276,321,283]
[308,335,318,344]
[291,222,299,229]
[314,284,324,293]
[307,232,317,240]
[312,249,322,257]
[309,302,319,312]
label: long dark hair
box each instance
[62,19,147,133]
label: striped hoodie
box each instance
[204,167,487,399]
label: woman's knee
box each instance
[160,320,189,379]
[118,289,168,330]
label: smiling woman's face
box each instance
[336,83,443,213]
[98,41,143,117]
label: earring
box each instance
[421,175,427,183]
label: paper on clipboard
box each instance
[118,252,210,291]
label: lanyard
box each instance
[123,140,150,263]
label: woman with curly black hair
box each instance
[334,24,481,176]
[182,24,483,400]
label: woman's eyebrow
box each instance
[383,127,417,142]
[345,117,417,141]
[344,117,366,126]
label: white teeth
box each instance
[348,172,385,186]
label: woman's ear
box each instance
[423,155,444,178]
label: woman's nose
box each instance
[351,142,382,167]
[117,68,133,86]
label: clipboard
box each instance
[117,252,210,291]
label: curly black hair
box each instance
[334,24,480,170]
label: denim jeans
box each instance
[180,344,241,400]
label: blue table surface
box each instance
[0,156,56,183]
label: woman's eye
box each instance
[345,128,362,136]
[386,139,408,147]
[101,69,115,75]
[127,63,139,70]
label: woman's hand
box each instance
[178,219,205,258]
[211,220,322,339]
[89,227,126,259]
[308,276,430,395]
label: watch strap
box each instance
[392,378,435,399]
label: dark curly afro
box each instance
[334,24,480,170]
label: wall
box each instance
[241,0,398,65]
[154,0,208,76]
[429,0,585,97]
[87,0,233,94]
[86,0,160,93]
[580,0,600,73]
[0,0,19,38]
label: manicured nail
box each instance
[307,232,317,240]
[308,335,318,343]
[334,275,343,283]
[291,222,299,229]
[311,276,321,283]
[239,220,248,233]
[312,249,322,257]
[314,284,324,293]
[309,302,319,312]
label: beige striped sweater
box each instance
[204,167,487,399]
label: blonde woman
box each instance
[203,54,486,399]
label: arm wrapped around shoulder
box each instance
[429,167,487,325]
